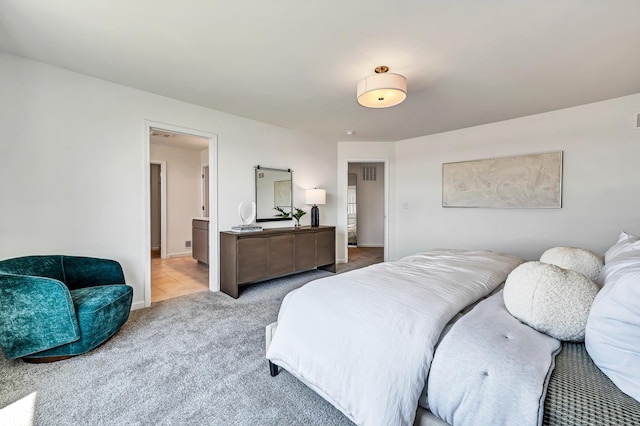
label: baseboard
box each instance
[131,300,146,311]
[167,251,192,258]
[337,258,347,264]
[351,244,383,248]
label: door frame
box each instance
[201,164,209,218]
[144,120,219,308]
[150,160,167,259]
[340,158,389,264]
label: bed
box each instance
[266,239,640,426]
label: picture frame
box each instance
[442,151,563,208]
[274,180,292,207]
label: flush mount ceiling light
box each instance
[357,66,407,108]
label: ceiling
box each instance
[2,1,639,143]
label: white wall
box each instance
[0,52,337,309]
[150,143,201,257]
[347,162,384,247]
[394,94,640,261]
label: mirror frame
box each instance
[255,166,293,222]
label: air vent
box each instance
[362,165,377,181]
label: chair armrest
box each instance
[62,256,126,289]
[0,274,80,359]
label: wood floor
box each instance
[151,246,383,302]
[337,246,384,273]
[151,251,209,303]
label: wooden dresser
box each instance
[220,225,336,298]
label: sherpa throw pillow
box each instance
[540,246,604,282]
[504,261,599,342]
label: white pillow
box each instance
[599,251,640,285]
[585,233,640,403]
[504,261,599,342]
[604,231,640,263]
[540,246,604,282]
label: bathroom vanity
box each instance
[192,218,209,266]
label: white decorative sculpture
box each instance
[238,201,256,225]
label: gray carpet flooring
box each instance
[0,270,355,426]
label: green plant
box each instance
[292,207,306,225]
[273,206,291,218]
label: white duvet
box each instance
[266,249,524,426]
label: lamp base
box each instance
[310,205,319,227]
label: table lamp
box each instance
[305,188,326,227]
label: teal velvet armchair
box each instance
[0,255,133,362]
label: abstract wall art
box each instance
[274,180,292,207]
[442,151,563,208]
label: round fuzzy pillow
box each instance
[504,261,599,341]
[540,247,604,282]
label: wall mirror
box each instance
[255,166,292,222]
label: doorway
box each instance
[347,172,357,246]
[145,122,218,307]
[343,161,386,268]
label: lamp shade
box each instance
[357,71,407,108]
[305,188,326,205]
